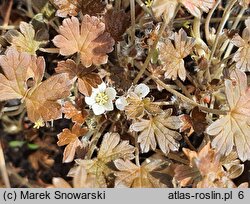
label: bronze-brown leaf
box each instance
[174,143,247,188]
[104,9,130,42]
[55,59,102,96]
[53,15,115,67]
[57,123,88,163]
[130,109,182,153]
[53,0,80,17]
[81,0,106,16]
[62,101,88,124]
[114,159,167,188]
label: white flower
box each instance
[134,83,150,98]
[85,82,117,115]
[115,83,150,111]
[115,96,128,110]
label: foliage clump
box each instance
[0,0,250,188]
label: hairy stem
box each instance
[205,0,221,44]
[223,7,246,58]
[209,0,237,63]
[133,15,168,84]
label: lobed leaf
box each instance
[53,15,115,67]
[6,22,46,54]
[159,29,195,81]
[130,109,182,153]
[114,159,166,188]
[207,69,250,161]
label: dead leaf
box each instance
[221,152,244,179]
[53,0,80,17]
[53,15,115,67]
[68,132,135,187]
[104,9,130,42]
[62,101,88,124]
[5,22,46,54]
[114,159,167,188]
[57,123,88,163]
[152,0,215,19]
[125,94,162,119]
[51,177,72,188]
[152,0,178,21]
[174,142,244,188]
[55,59,102,96]
[180,0,215,17]
[207,69,250,161]
[239,0,250,7]
[159,29,195,81]
[0,47,72,123]
[231,18,250,71]
[0,47,34,100]
[130,109,182,153]
[81,0,106,16]
[25,73,72,122]
[28,151,54,170]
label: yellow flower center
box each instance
[145,0,153,7]
[95,92,109,105]
[33,118,45,129]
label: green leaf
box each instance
[9,140,25,148]
[27,143,40,150]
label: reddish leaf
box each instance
[55,59,102,96]
[57,124,88,163]
[53,0,80,17]
[62,101,88,124]
[53,15,115,67]
[25,73,72,122]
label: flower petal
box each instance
[98,82,106,92]
[104,100,114,111]
[105,87,117,100]
[134,83,150,98]
[115,96,128,110]
[92,103,105,115]
[85,96,95,105]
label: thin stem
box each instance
[7,166,35,188]
[209,0,237,63]
[205,0,221,44]
[0,25,17,30]
[223,7,246,58]
[115,0,121,10]
[167,153,190,165]
[86,120,110,159]
[135,0,155,19]
[152,101,174,106]
[174,79,193,100]
[151,75,227,115]
[2,0,13,27]
[133,15,168,84]
[134,61,227,115]
[130,0,136,45]
[155,150,189,165]
[134,133,140,166]
[0,141,10,187]
[193,17,201,40]
[175,16,249,25]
